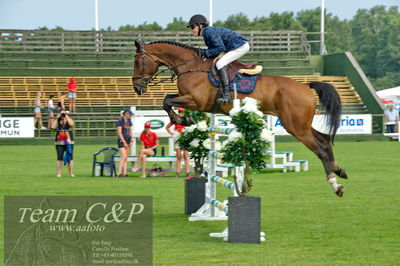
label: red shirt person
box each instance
[140,124,159,148]
[131,122,159,178]
[66,77,78,113]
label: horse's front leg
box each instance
[163,94,198,126]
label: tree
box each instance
[223,13,250,30]
[251,16,273,30]
[351,5,400,88]
[325,16,353,54]
[136,21,163,31]
[269,12,303,30]
[371,72,400,91]
[118,25,137,31]
[165,17,187,31]
[296,8,323,54]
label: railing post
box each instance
[61,32,65,52]
[209,114,217,217]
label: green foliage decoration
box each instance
[175,111,210,176]
[220,98,273,196]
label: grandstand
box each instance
[0,29,384,144]
[0,75,363,107]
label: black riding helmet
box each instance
[187,14,209,28]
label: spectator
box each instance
[166,108,190,177]
[34,92,46,129]
[384,104,399,133]
[47,95,56,129]
[131,122,159,178]
[51,109,75,177]
[67,77,78,113]
[56,92,68,113]
[116,109,133,177]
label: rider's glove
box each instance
[197,48,207,59]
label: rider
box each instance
[187,14,251,104]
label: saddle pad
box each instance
[208,72,259,94]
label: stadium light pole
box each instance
[95,0,99,31]
[95,0,99,51]
[209,0,213,26]
[320,0,327,55]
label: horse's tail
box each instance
[309,82,342,143]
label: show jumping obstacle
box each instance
[189,99,265,241]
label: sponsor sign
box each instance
[132,116,172,137]
[0,117,34,138]
[131,114,231,137]
[146,119,165,130]
[271,114,372,135]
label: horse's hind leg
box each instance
[312,129,348,179]
[294,130,345,197]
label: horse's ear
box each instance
[134,40,144,51]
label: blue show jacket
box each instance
[202,26,250,58]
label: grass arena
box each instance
[0,24,399,265]
[0,141,399,264]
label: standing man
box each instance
[187,14,251,104]
[384,104,399,133]
[67,77,78,113]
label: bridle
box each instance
[132,50,164,92]
[132,45,210,94]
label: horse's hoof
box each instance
[334,168,348,179]
[182,116,195,126]
[335,185,345,197]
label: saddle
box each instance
[211,57,263,83]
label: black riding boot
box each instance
[217,66,233,104]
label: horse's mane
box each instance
[147,41,198,52]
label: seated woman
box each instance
[131,122,159,178]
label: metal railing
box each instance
[0,29,310,54]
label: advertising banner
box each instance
[271,114,372,135]
[0,117,34,138]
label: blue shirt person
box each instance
[116,109,133,177]
[384,105,399,133]
[187,14,251,104]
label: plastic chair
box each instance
[92,147,119,177]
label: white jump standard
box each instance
[188,108,265,241]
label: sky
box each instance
[0,0,398,30]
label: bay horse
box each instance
[131,40,347,197]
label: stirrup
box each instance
[217,93,233,104]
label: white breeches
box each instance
[216,42,250,70]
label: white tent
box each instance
[376,86,400,99]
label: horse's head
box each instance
[132,40,160,95]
